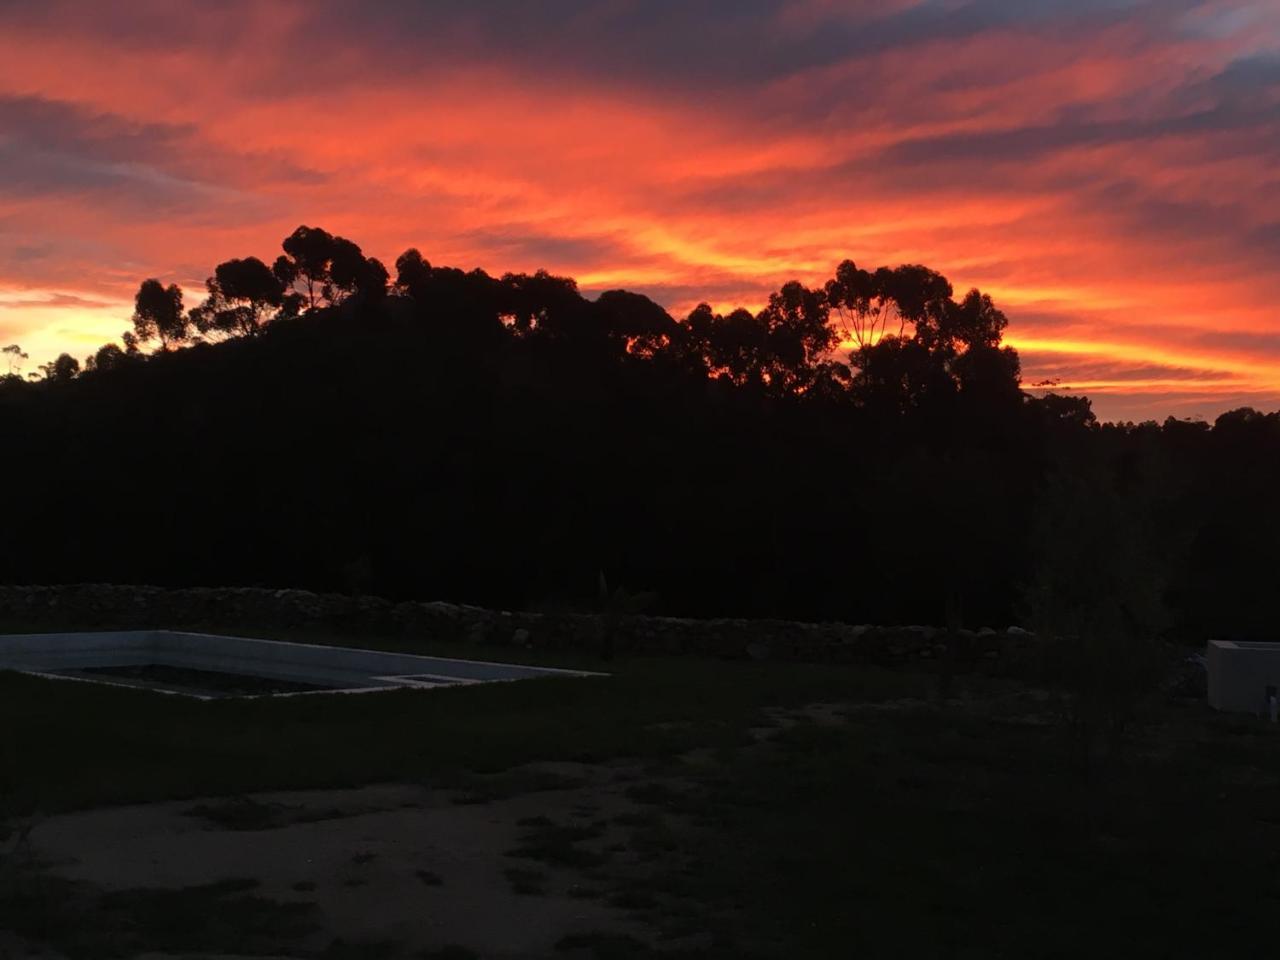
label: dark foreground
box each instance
[0,631,1274,959]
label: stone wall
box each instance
[0,583,1035,667]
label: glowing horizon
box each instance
[1,1,1278,421]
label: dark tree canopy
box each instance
[192,257,285,339]
[2,343,29,384]
[594,290,680,359]
[275,225,384,310]
[39,353,81,382]
[277,225,335,310]
[85,342,128,373]
[131,279,188,350]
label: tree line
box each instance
[8,224,1025,412]
[0,226,1274,643]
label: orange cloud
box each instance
[0,1,1277,422]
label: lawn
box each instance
[0,631,1277,958]
[0,641,930,818]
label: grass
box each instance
[0,653,931,819]
[0,872,318,959]
[579,699,1280,958]
[1,626,1277,957]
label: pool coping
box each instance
[0,629,605,700]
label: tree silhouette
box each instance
[942,289,1009,350]
[275,225,381,310]
[684,303,768,387]
[131,279,188,351]
[276,225,333,311]
[825,260,882,350]
[192,257,285,338]
[356,257,390,304]
[84,342,128,373]
[756,281,838,394]
[500,269,586,338]
[328,238,387,305]
[394,249,433,300]
[838,266,1021,415]
[2,343,28,377]
[594,290,681,359]
[879,264,953,345]
[38,353,81,382]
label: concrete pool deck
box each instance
[0,630,602,698]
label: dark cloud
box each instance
[0,96,186,159]
[881,103,1278,170]
[332,0,1167,91]
[0,0,1173,99]
[0,293,113,310]
[1186,329,1280,359]
[9,243,55,263]
[0,95,323,213]
[452,227,636,272]
[1019,352,1237,384]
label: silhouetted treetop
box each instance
[393,248,432,299]
[276,225,385,311]
[1,343,28,380]
[593,290,680,359]
[39,352,81,382]
[132,279,188,351]
[84,342,128,373]
[192,256,286,339]
[68,225,1032,416]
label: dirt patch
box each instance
[17,774,654,958]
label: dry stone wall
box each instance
[0,584,1035,667]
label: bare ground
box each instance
[8,762,674,959]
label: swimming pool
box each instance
[0,630,600,699]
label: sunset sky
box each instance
[0,0,1277,422]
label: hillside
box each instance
[2,235,1277,637]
